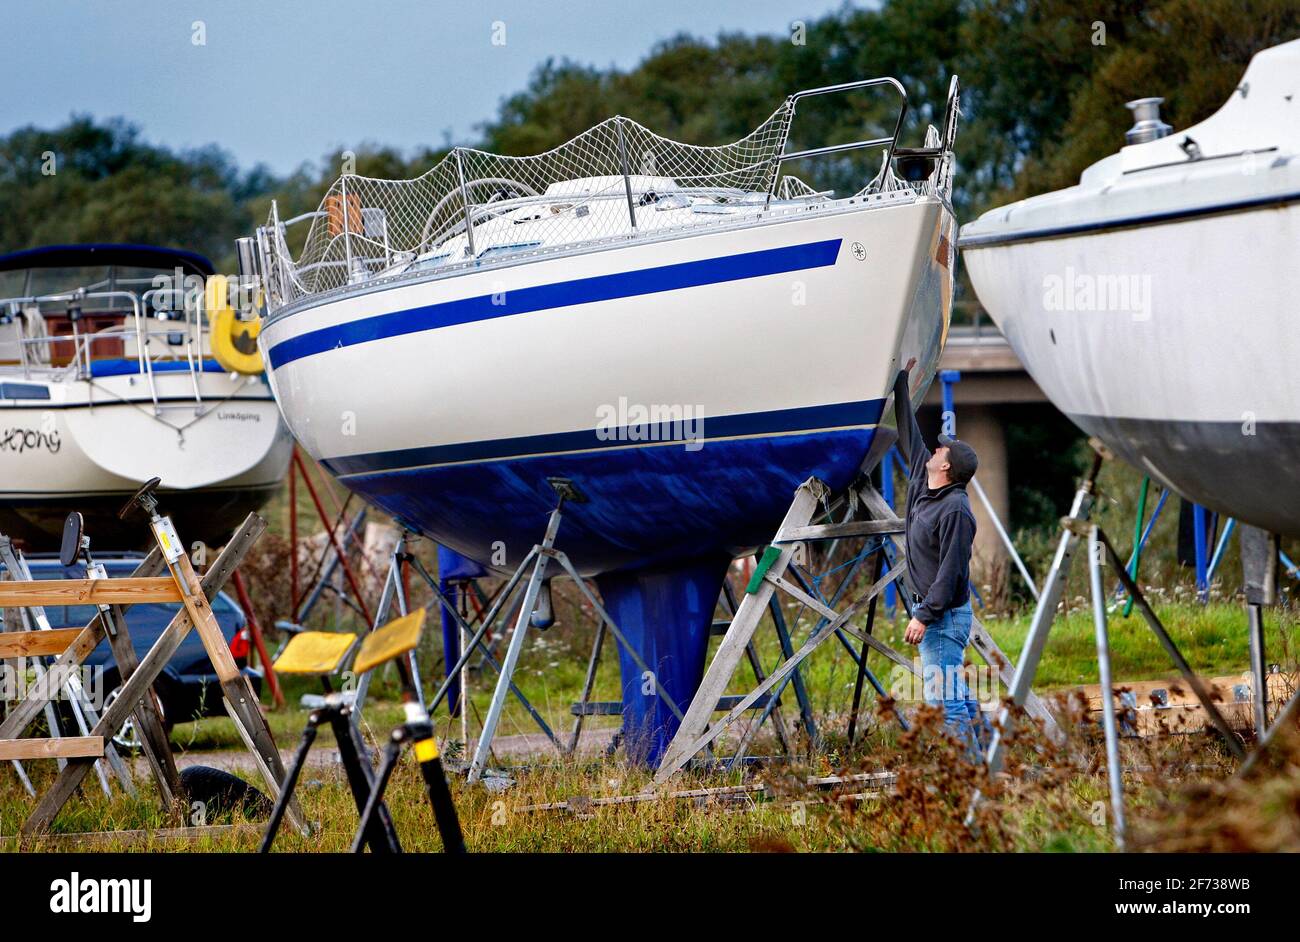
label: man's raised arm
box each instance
[892,366,930,480]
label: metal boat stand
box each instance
[966,445,1104,825]
[652,475,1047,785]
[350,533,423,719]
[423,477,692,783]
[1081,523,1251,849]
[347,531,566,767]
[1237,525,1280,739]
[1229,526,1296,781]
[965,440,1252,849]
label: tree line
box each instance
[1,0,1295,271]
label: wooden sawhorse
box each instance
[0,490,304,837]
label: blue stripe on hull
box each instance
[323,398,883,477]
[267,238,842,369]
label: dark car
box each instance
[25,554,263,749]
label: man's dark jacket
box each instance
[892,369,977,626]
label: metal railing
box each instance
[255,74,957,312]
[777,77,909,177]
[0,288,212,409]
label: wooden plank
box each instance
[172,552,306,833]
[1076,672,1293,712]
[5,823,262,851]
[173,533,304,832]
[172,554,242,684]
[522,783,770,813]
[0,736,103,760]
[521,772,902,813]
[571,694,774,716]
[0,628,81,658]
[0,577,182,607]
[778,518,905,542]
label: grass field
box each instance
[3,595,1296,852]
[6,461,1299,852]
[159,598,1299,751]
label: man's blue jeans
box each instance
[918,602,987,755]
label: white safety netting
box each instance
[264,103,804,306]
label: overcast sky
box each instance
[1,1,857,174]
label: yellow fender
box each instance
[205,274,264,374]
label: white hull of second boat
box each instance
[963,39,1300,537]
[966,202,1300,535]
[0,369,291,546]
[966,195,1300,421]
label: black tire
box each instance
[179,765,274,820]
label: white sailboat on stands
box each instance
[0,244,291,548]
[962,39,1300,539]
[247,76,962,764]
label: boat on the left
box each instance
[0,243,291,548]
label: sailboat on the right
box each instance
[962,39,1300,537]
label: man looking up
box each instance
[892,362,982,750]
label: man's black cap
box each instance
[937,434,979,485]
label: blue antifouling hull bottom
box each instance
[596,555,731,767]
[333,425,883,765]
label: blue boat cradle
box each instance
[436,544,486,718]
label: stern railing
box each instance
[0,287,212,410]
